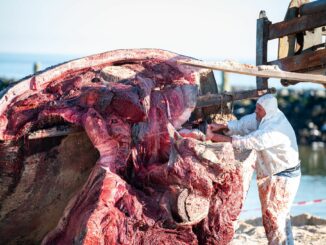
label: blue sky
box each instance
[0,0,322,89]
[1,0,289,60]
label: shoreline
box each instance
[232,213,326,244]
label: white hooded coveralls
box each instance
[227,94,301,245]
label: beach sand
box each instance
[232,213,326,244]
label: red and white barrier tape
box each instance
[293,198,326,207]
[242,198,326,212]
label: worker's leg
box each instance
[285,214,294,245]
[257,174,300,245]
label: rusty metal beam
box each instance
[300,0,326,15]
[193,88,276,119]
[256,11,270,89]
[269,10,326,40]
[268,48,326,72]
[196,88,276,109]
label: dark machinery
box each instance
[257,0,326,88]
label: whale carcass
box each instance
[0,49,256,245]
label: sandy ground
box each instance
[231,213,326,245]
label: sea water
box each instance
[0,52,80,79]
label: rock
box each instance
[291,213,326,226]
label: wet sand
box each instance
[232,213,326,244]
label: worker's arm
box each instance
[207,133,232,143]
[178,128,206,141]
[207,123,229,133]
[227,113,258,136]
[207,113,258,137]
[206,126,232,143]
[231,129,290,151]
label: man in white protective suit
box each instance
[206,94,301,245]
